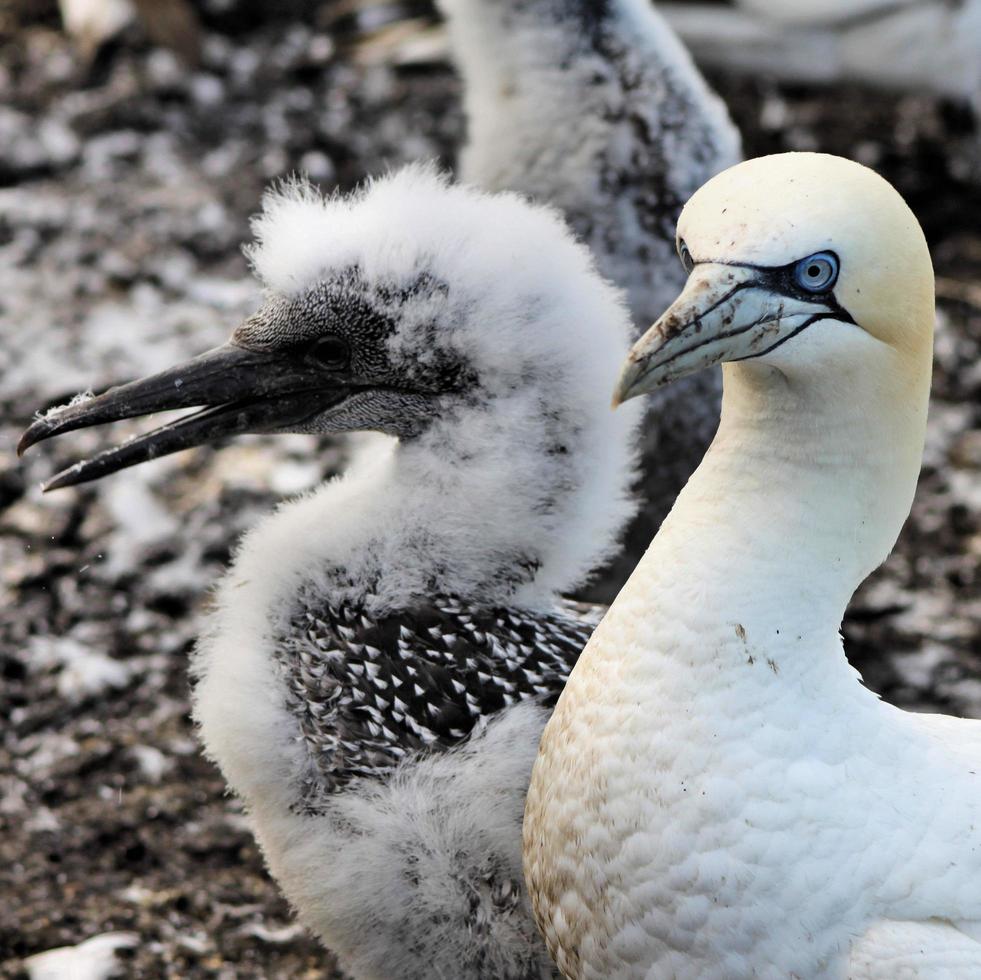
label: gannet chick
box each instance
[525,152,981,979]
[436,0,741,573]
[662,0,981,112]
[20,167,641,980]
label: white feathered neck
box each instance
[638,342,930,680]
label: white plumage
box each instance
[525,152,981,978]
[23,931,139,980]
[438,0,739,328]
[236,168,639,605]
[22,167,642,979]
[662,0,981,109]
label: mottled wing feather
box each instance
[273,595,602,806]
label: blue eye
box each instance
[678,240,695,275]
[794,252,839,293]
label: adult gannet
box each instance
[525,152,981,979]
[437,0,741,579]
[20,166,642,979]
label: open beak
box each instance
[612,263,837,406]
[18,343,351,491]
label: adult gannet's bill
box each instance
[437,0,741,586]
[21,167,642,980]
[525,152,981,979]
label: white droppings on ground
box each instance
[101,470,180,577]
[24,931,139,980]
[268,458,325,496]
[175,932,214,955]
[892,642,953,690]
[25,806,62,833]
[31,634,132,700]
[237,921,307,944]
[131,744,172,783]
[17,732,82,778]
[0,776,30,815]
[949,468,981,513]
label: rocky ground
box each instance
[1,2,979,977]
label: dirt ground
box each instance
[1,2,980,977]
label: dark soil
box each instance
[1,2,979,976]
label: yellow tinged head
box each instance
[677,152,935,357]
[614,153,936,407]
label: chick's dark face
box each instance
[18,269,476,491]
[238,271,478,439]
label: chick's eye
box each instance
[308,336,350,369]
[794,252,839,293]
[678,240,695,275]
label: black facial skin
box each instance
[677,239,695,275]
[648,248,858,372]
[727,253,857,363]
[679,247,853,318]
[18,269,475,491]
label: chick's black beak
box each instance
[18,342,350,491]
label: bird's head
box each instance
[613,152,935,405]
[20,166,638,498]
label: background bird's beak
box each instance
[612,263,835,405]
[18,342,351,491]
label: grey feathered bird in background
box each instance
[437,0,741,595]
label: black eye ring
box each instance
[308,335,350,370]
[793,252,839,293]
[678,240,695,275]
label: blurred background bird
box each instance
[435,0,739,596]
[661,0,981,114]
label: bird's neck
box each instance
[348,400,636,606]
[608,352,929,689]
[233,388,637,620]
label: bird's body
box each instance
[201,541,600,978]
[525,153,981,978]
[22,167,641,979]
[662,0,981,109]
[437,0,741,583]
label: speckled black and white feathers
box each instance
[275,595,601,808]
